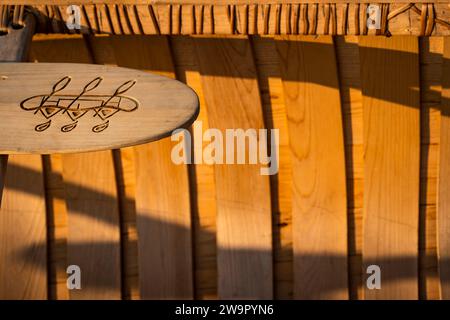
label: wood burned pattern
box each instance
[20,76,139,133]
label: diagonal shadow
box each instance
[0,35,445,299]
[19,34,448,112]
[16,240,450,297]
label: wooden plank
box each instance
[438,37,450,300]
[86,35,194,299]
[0,62,199,154]
[418,37,442,301]
[0,155,47,299]
[63,151,122,299]
[0,13,47,300]
[195,36,273,299]
[171,36,219,300]
[112,147,139,300]
[276,35,348,300]
[359,36,420,300]
[251,35,293,300]
[334,35,364,300]
[30,35,122,299]
[42,154,69,300]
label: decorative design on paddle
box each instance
[20,76,139,133]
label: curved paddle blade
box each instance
[0,63,199,154]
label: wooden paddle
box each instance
[0,62,199,154]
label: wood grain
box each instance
[0,62,199,154]
[31,36,122,300]
[251,36,294,300]
[0,154,47,299]
[87,35,194,299]
[334,35,364,300]
[195,36,273,299]
[438,37,450,300]
[276,35,348,300]
[418,37,441,300]
[25,2,450,36]
[359,36,420,300]
[62,151,122,299]
[42,154,69,300]
[172,36,219,299]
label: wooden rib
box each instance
[285,4,291,34]
[334,35,364,299]
[420,4,428,36]
[342,3,348,34]
[148,5,161,34]
[310,3,317,34]
[438,37,450,299]
[426,4,435,36]
[380,4,388,35]
[195,36,273,299]
[293,4,299,34]
[207,4,213,34]
[419,37,442,301]
[42,154,69,300]
[0,14,47,300]
[354,3,360,35]
[360,36,420,300]
[112,147,139,300]
[30,35,122,299]
[197,5,204,34]
[14,1,450,5]
[0,156,6,206]
[331,3,337,34]
[171,36,218,299]
[263,4,270,34]
[89,35,193,299]
[274,4,281,34]
[300,4,308,35]
[323,4,330,34]
[22,2,450,35]
[276,35,348,299]
[251,35,293,300]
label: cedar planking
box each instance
[251,35,293,300]
[195,36,273,299]
[276,35,348,299]
[62,151,122,299]
[42,154,70,300]
[334,35,364,299]
[30,35,122,299]
[418,37,441,300]
[0,155,47,299]
[87,35,194,299]
[111,147,140,300]
[171,36,219,299]
[438,37,450,299]
[359,36,420,299]
[3,31,445,300]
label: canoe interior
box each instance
[0,29,448,299]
